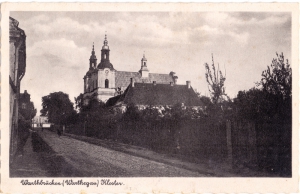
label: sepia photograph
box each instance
[1,2,299,193]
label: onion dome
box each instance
[102,34,109,50]
[97,33,115,70]
[98,61,115,70]
[90,43,97,60]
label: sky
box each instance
[10,11,291,113]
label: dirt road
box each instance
[39,130,206,177]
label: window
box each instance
[104,54,106,59]
[105,79,109,88]
[144,62,146,66]
[22,103,26,109]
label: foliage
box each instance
[204,55,229,104]
[74,93,84,112]
[40,92,77,125]
[234,53,292,123]
[234,88,271,122]
[258,52,291,100]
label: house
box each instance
[9,17,26,159]
[107,78,204,114]
[32,116,50,128]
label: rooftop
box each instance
[107,82,203,107]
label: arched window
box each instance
[105,79,109,88]
[144,62,146,66]
[104,54,106,59]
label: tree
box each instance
[235,53,292,123]
[257,53,292,122]
[204,54,229,104]
[74,93,84,112]
[258,52,291,100]
[41,92,76,125]
[234,88,275,122]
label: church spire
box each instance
[92,42,95,54]
[141,51,147,67]
[89,42,97,69]
[98,33,114,70]
[140,52,149,78]
[102,32,109,50]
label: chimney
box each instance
[24,90,27,93]
[153,81,156,86]
[186,81,191,89]
[130,78,135,87]
[174,76,178,84]
[170,82,174,86]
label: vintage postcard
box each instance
[1,2,299,193]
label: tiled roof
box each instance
[114,83,203,106]
[115,71,174,89]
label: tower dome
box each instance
[97,34,115,70]
[89,43,97,69]
[102,34,109,50]
[90,43,97,60]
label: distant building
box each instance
[83,34,178,103]
[9,17,26,159]
[32,116,49,128]
[19,90,31,110]
[19,90,36,121]
[107,79,203,109]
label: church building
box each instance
[83,34,178,103]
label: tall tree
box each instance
[41,92,76,125]
[204,54,229,104]
[258,52,291,100]
[235,53,292,123]
[257,52,292,122]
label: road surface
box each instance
[39,129,206,177]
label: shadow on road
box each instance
[31,130,83,177]
[10,129,82,177]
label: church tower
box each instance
[89,43,97,69]
[96,34,116,101]
[140,52,149,78]
[97,34,114,70]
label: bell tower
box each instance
[96,33,116,102]
[101,34,110,61]
[139,52,149,78]
[97,33,115,70]
[89,42,97,69]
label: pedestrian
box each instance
[57,128,61,137]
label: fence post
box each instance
[226,120,233,168]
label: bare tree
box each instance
[204,54,229,104]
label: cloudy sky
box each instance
[10,11,291,113]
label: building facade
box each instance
[9,17,27,159]
[19,90,36,123]
[32,116,49,128]
[83,34,178,103]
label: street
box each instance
[38,129,206,177]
